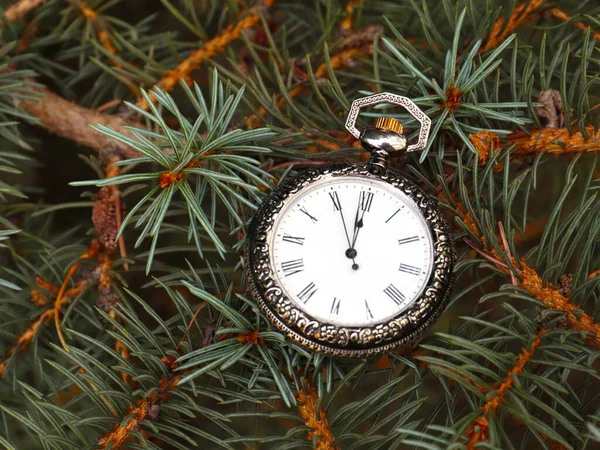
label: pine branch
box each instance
[446,194,600,347]
[245,24,381,128]
[465,328,549,449]
[67,0,133,93]
[0,244,95,376]
[136,0,275,111]
[96,354,182,449]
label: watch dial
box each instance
[269,175,434,327]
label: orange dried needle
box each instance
[54,245,98,352]
[1,0,47,25]
[0,277,88,376]
[341,0,361,31]
[481,0,544,53]
[548,8,600,42]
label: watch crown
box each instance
[374,116,404,135]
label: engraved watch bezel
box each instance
[245,162,456,358]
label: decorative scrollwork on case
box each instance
[245,163,456,358]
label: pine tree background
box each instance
[0,0,599,448]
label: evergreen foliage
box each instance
[0,0,599,449]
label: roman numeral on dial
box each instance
[383,283,405,305]
[398,236,419,245]
[330,297,341,315]
[365,300,373,319]
[399,263,421,276]
[299,207,318,223]
[329,191,342,211]
[298,282,318,303]
[281,259,304,277]
[359,191,374,212]
[282,234,305,245]
[386,207,402,223]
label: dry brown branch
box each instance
[466,328,548,449]
[1,0,46,24]
[0,242,99,376]
[295,380,340,450]
[470,125,600,169]
[136,1,275,111]
[245,36,375,128]
[445,194,600,347]
[481,0,544,53]
[15,87,144,159]
[97,355,181,448]
[508,125,600,156]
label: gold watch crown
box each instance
[374,116,404,135]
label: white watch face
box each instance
[269,175,434,328]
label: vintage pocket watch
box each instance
[246,93,456,357]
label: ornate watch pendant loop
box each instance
[345,93,432,172]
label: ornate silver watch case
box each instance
[245,93,456,357]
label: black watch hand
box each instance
[351,199,366,249]
[337,208,359,270]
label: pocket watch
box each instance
[246,93,455,358]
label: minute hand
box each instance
[351,194,369,248]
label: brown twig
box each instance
[295,380,340,450]
[97,355,181,449]
[136,1,275,111]
[470,125,600,168]
[497,221,517,287]
[480,0,544,53]
[446,194,600,347]
[0,242,100,376]
[15,86,144,159]
[507,125,600,156]
[1,0,46,25]
[245,35,375,128]
[465,328,548,449]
